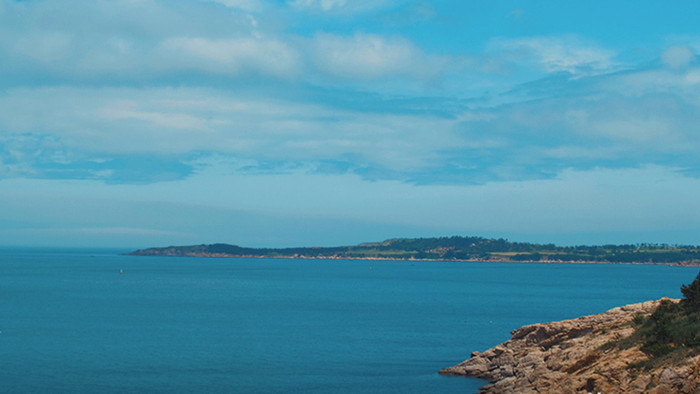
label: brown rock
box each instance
[439,298,700,393]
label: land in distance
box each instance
[128,236,700,266]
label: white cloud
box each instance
[157,36,302,78]
[289,0,347,11]
[661,45,695,69]
[492,36,617,75]
[0,0,296,80]
[210,0,263,12]
[4,31,303,80]
[97,100,208,131]
[4,56,700,183]
[0,0,454,91]
[309,33,444,80]
[604,68,700,96]
[685,69,700,85]
[288,0,395,13]
[0,86,461,171]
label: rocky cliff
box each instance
[440,299,700,393]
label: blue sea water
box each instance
[0,248,697,393]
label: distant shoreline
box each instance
[127,236,700,266]
[134,254,700,267]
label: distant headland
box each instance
[127,236,700,266]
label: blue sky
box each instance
[1,0,700,248]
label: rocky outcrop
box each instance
[440,298,700,393]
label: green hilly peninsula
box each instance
[129,236,700,265]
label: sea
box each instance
[1,248,697,393]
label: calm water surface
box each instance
[1,248,697,393]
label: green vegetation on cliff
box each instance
[128,236,700,265]
[612,272,700,370]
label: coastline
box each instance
[127,252,700,267]
[439,299,700,393]
[127,237,700,266]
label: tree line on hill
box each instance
[129,236,700,265]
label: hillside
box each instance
[128,236,700,265]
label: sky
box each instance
[1,0,700,248]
